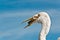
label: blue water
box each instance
[0,0,60,40]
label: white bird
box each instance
[58,37,60,40]
[22,12,59,40]
[22,12,51,40]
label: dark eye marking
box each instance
[34,14,40,18]
[38,14,40,17]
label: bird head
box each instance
[22,14,40,28]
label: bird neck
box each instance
[39,19,51,40]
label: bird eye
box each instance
[38,14,40,17]
[33,14,40,19]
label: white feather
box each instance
[36,12,51,40]
[24,12,59,40]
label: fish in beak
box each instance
[22,17,36,28]
[21,14,40,29]
[24,18,37,28]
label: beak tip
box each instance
[24,25,30,29]
[24,26,28,29]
